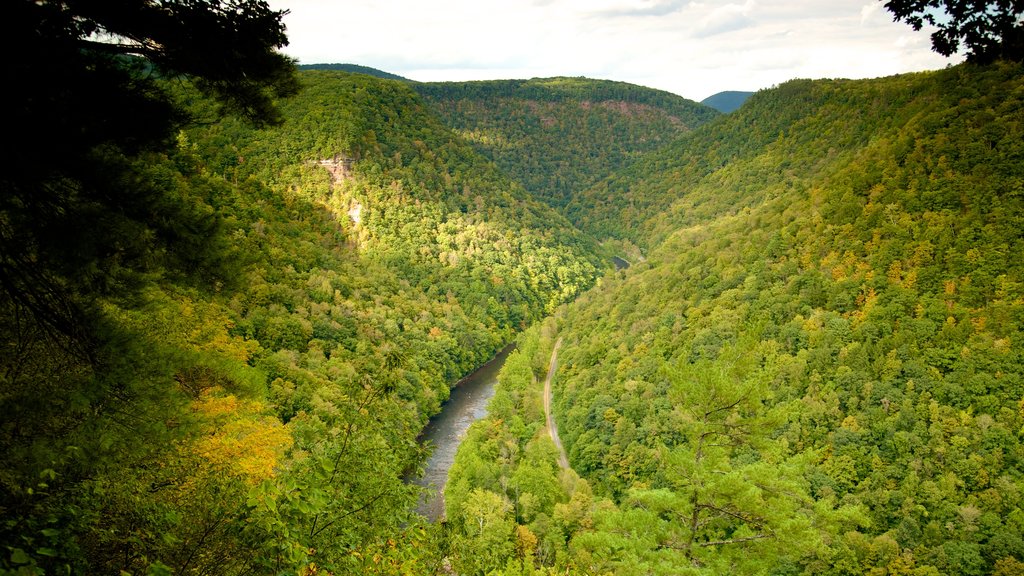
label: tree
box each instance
[453,489,517,575]
[659,360,817,570]
[1,2,297,572]
[26,0,298,125]
[3,0,298,345]
[882,0,1024,63]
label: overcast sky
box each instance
[268,0,960,102]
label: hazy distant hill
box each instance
[701,90,754,112]
[416,77,720,210]
[297,62,410,81]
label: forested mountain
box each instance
[187,70,603,322]
[415,77,719,212]
[566,67,1020,249]
[700,90,754,113]
[1,68,602,574]
[6,7,1024,573]
[442,62,1024,575]
[297,63,411,81]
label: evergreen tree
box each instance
[3,0,297,344]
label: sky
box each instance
[267,0,961,102]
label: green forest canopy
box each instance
[2,20,602,573]
[442,62,1024,576]
[4,2,1024,574]
[416,77,719,212]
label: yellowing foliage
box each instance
[192,390,293,484]
[840,415,861,432]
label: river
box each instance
[413,342,515,520]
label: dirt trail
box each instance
[543,338,570,470]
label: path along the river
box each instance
[414,336,571,521]
[543,338,570,470]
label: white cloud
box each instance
[589,1,688,17]
[270,0,960,101]
[692,0,756,38]
[860,2,881,25]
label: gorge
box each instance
[2,33,1023,576]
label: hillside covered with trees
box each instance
[443,62,1024,575]
[6,1,1024,575]
[416,78,719,213]
[2,40,604,574]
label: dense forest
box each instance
[4,3,1024,574]
[416,78,719,214]
[443,63,1024,575]
[2,62,603,573]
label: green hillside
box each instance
[297,63,411,81]
[442,63,1024,575]
[190,70,603,320]
[0,69,602,575]
[7,6,1024,573]
[567,68,1015,248]
[416,77,720,211]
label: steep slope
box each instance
[0,70,603,575]
[202,71,604,311]
[554,62,1024,575]
[441,63,1024,575]
[416,77,719,211]
[568,69,988,247]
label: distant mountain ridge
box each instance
[416,76,720,211]
[701,90,754,112]
[291,67,724,218]
[417,76,709,112]
[297,62,410,81]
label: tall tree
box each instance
[882,0,1024,62]
[1,3,297,572]
[3,0,298,344]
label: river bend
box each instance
[413,343,514,520]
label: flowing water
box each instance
[413,343,515,520]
